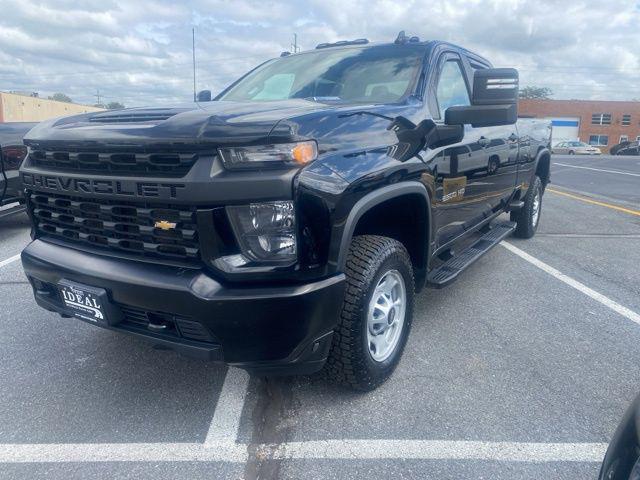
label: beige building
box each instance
[0,92,104,123]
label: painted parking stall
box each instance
[1,156,639,478]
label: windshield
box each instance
[219,45,425,104]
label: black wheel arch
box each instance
[330,182,432,290]
[533,147,551,188]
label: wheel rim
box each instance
[532,188,541,227]
[367,270,407,362]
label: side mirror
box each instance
[387,117,464,161]
[196,90,212,102]
[445,68,518,128]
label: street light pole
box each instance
[192,28,196,102]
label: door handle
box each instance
[478,136,490,147]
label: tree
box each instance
[106,101,125,110]
[519,86,553,100]
[48,92,72,103]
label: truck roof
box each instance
[281,37,492,68]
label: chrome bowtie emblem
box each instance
[154,220,177,230]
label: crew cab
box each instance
[20,33,551,390]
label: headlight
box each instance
[218,141,317,170]
[222,201,296,268]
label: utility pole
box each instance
[94,89,102,106]
[192,27,197,102]
[291,33,300,53]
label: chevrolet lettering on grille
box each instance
[21,173,185,199]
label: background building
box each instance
[0,92,103,123]
[519,99,640,152]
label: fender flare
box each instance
[532,147,551,185]
[333,181,432,272]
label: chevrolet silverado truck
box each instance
[20,33,551,390]
[0,122,36,206]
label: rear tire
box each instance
[511,175,543,239]
[568,150,575,155]
[324,235,415,391]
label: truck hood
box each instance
[23,99,336,150]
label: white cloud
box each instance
[0,0,638,106]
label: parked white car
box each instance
[552,141,601,155]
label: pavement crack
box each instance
[244,376,295,480]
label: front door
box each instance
[429,54,488,247]
[430,54,519,249]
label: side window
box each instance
[436,60,470,119]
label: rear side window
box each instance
[436,60,470,118]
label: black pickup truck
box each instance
[20,33,551,390]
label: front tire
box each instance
[324,235,415,391]
[511,175,543,239]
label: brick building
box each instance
[519,99,640,153]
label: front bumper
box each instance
[21,239,345,375]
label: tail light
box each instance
[1,146,28,170]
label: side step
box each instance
[427,221,516,289]
[508,200,525,212]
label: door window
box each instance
[435,60,470,118]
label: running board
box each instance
[427,221,516,289]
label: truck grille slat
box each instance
[29,192,200,263]
[30,150,197,177]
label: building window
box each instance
[620,135,629,143]
[589,135,608,146]
[622,114,631,126]
[637,136,640,142]
[591,113,612,125]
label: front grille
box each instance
[119,304,215,343]
[29,191,200,263]
[28,150,197,177]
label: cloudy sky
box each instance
[1,0,639,107]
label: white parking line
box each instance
[554,162,640,178]
[0,442,248,463]
[267,439,608,463]
[0,254,20,269]
[204,367,250,445]
[502,241,640,326]
[0,440,606,464]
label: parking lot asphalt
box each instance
[552,153,640,207]
[1,154,639,479]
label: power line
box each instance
[291,33,300,53]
